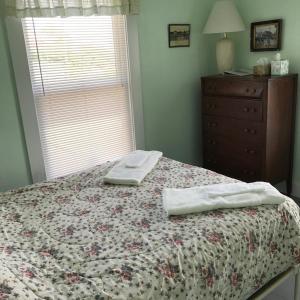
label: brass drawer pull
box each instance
[244,128,257,135]
[244,148,256,155]
[206,104,217,109]
[208,122,218,127]
[243,107,257,113]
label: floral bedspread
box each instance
[0,157,300,300]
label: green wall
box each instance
[0,0,215,192]
[137,0,215,165]
[0,18,32,191]
[232,0,300,194]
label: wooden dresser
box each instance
[201,74,298,195]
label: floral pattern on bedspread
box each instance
[0,157,299,300]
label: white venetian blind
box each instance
[21,16,136,179]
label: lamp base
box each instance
[216,36,234,73]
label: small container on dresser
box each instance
[201,74,298,195]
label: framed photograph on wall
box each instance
[168,24,191,48]
[251,19,282,52]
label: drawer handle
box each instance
[208,122,218,128]
[244,148,256,155]
[208,139,216,145]
[246,88,258,94]
[244,128,257,135]
[243,107,258,113]
[206,104,217,109]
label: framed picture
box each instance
[251,19,282,52]
[168,24,191,48]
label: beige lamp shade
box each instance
[203,0,245,34]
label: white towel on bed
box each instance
[125,150,152,168]
[104,150,162,185]
[163,182,286,216]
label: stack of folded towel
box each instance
[163,182,286,216]
[104,150,162,185]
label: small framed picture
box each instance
[168,24,191,48]
[251,19,282,52]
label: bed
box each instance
[0,157,300,299]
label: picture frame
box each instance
[168,24,191,48]
[251,19,282,52]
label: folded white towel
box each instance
[104,151,163,185]
[125,150,151,168]
[163,182,286,216]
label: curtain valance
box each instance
[4,0,139,17]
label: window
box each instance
[17,16,138,180]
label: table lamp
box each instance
[203,0,245,73]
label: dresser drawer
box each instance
[203,97,263,121]
[203,116,264,145]
[204,152,261,182]
[203,79,265,99]
[203,134,262,165]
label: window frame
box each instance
[6,15,144,183]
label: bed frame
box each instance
[249,266,300,300]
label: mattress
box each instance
[0,157,299,300]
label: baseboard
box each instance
[292,182,300,198]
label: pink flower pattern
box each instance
[0,157,299,299]
[64,273,81,285]
[20,266,36,279]
[0,282,13,300]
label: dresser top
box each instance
[202,74,298,82]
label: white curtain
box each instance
[5,0,139,17]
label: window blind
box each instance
[22,16,136,179]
